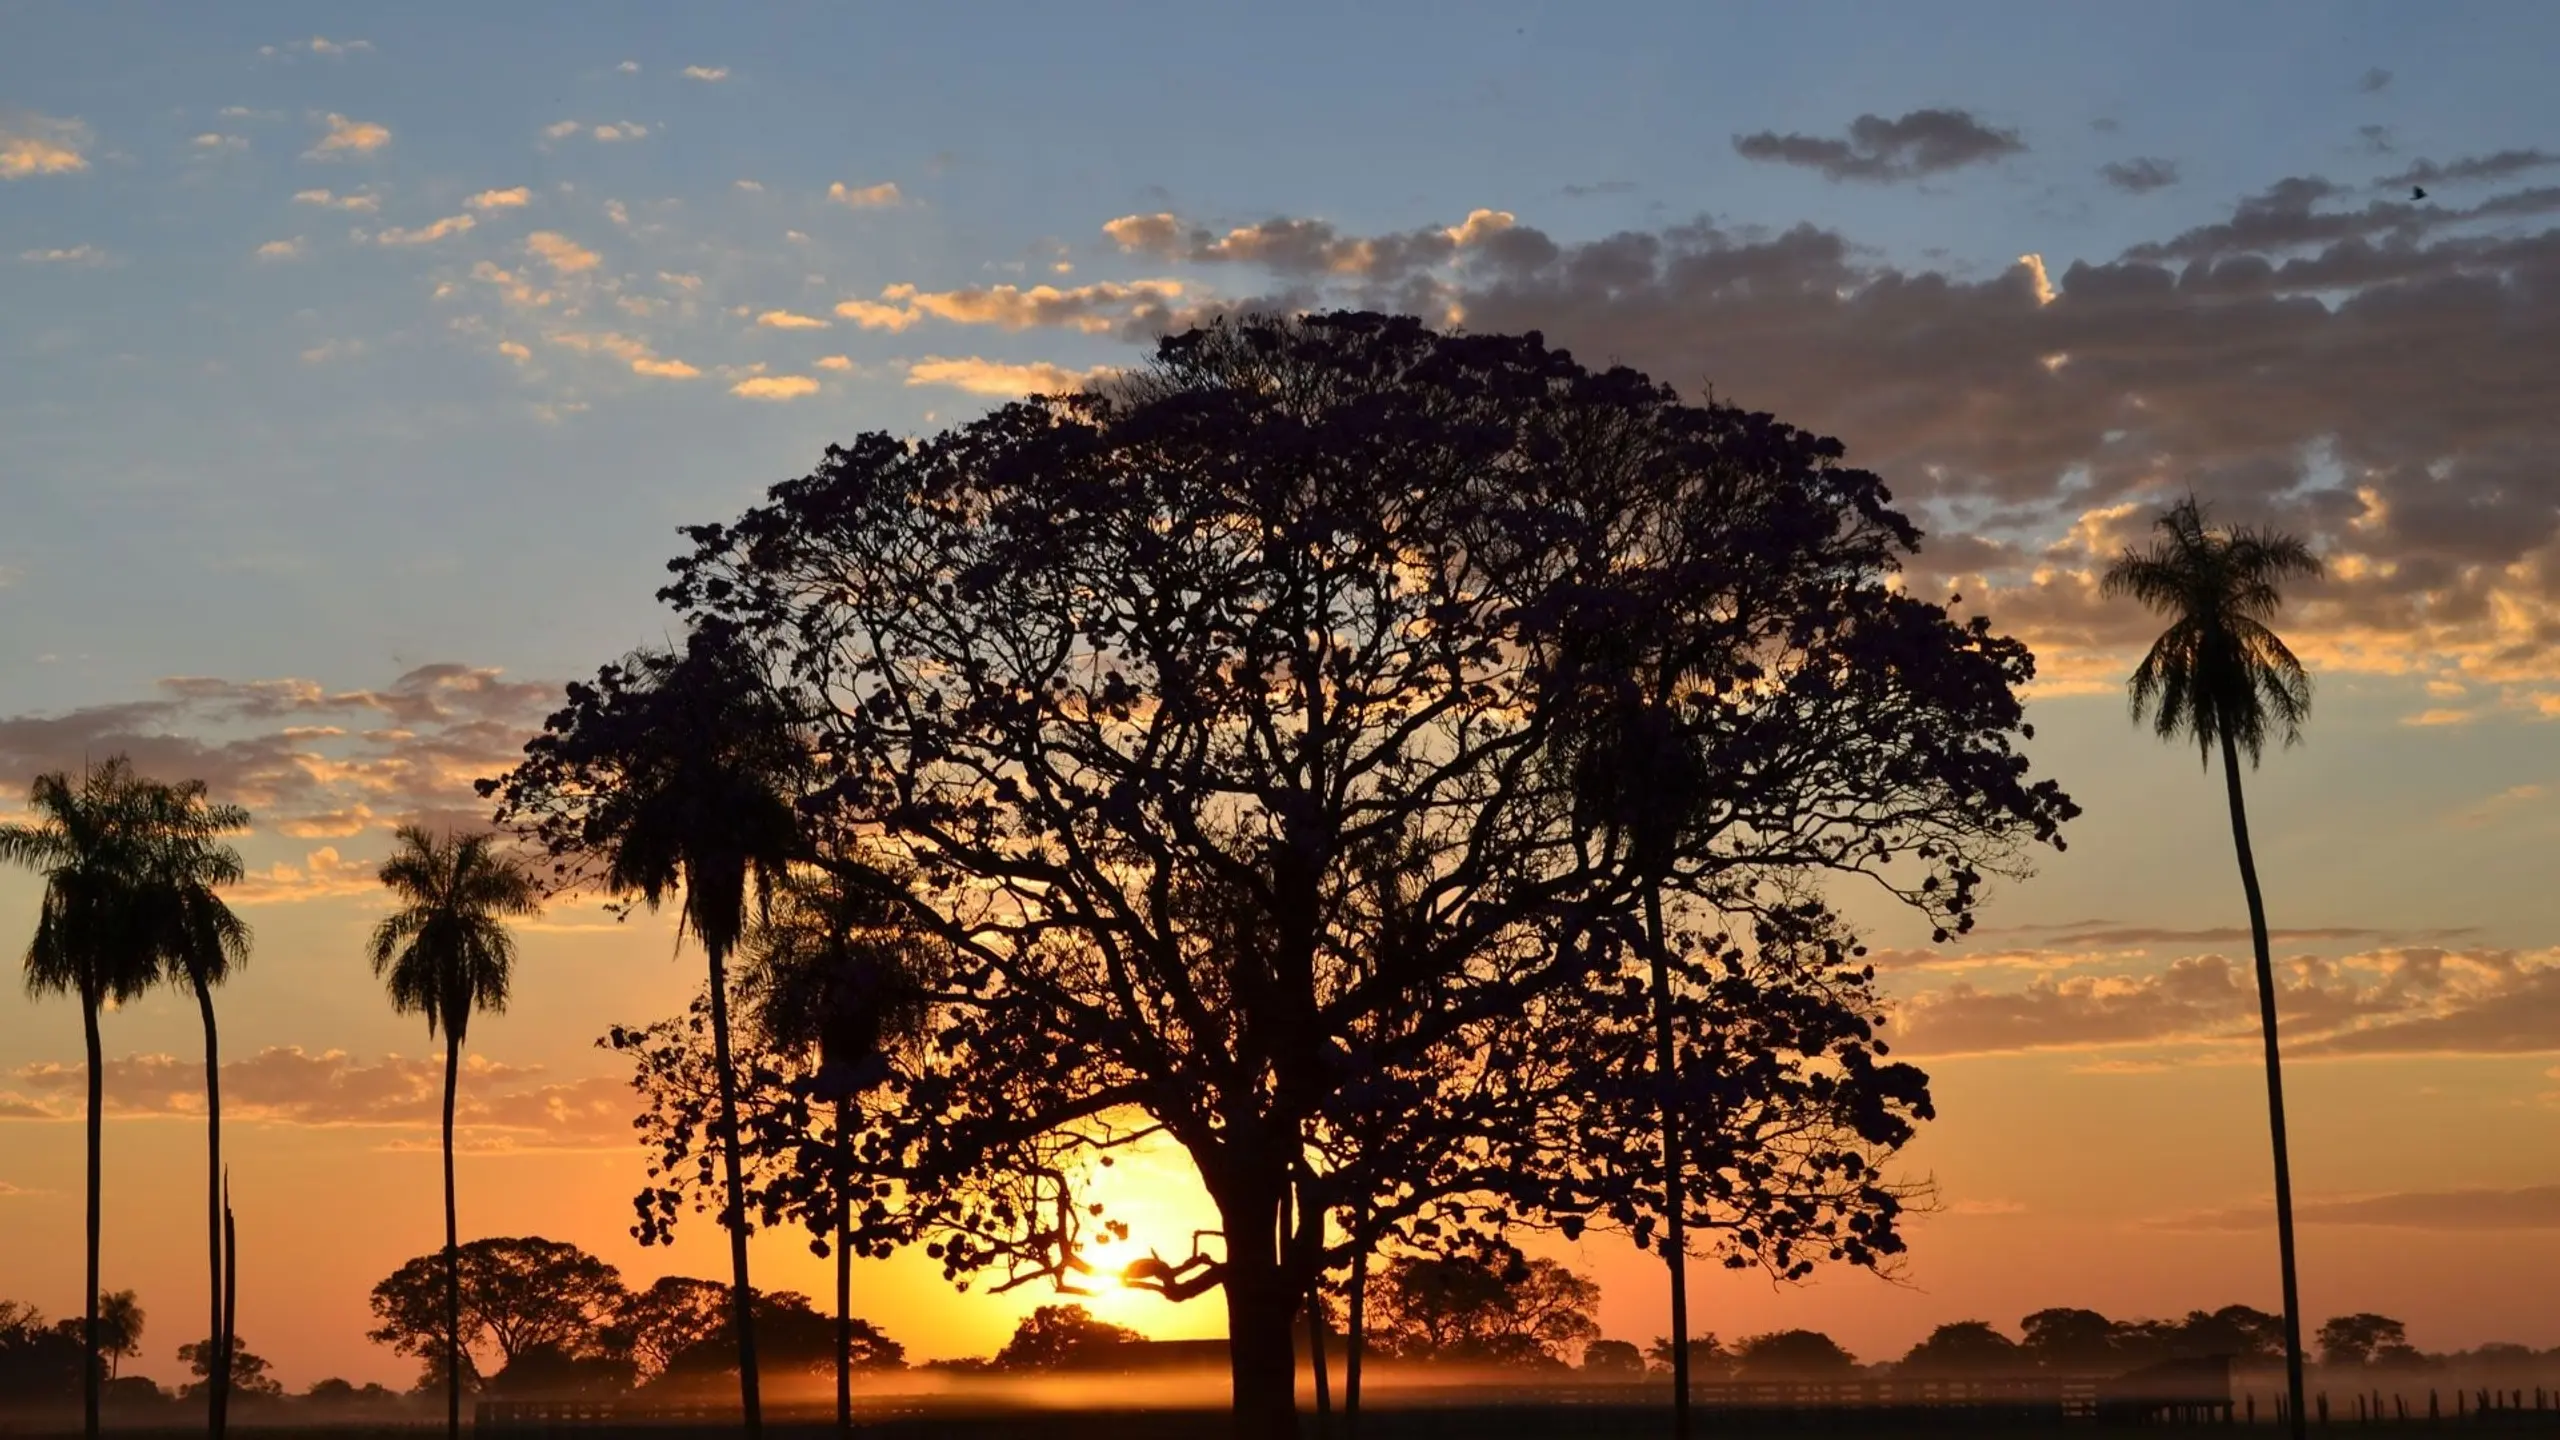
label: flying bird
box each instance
[2412,185,2428,201]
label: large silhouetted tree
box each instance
[367,1237,629,1377]
[368,829,540,1440]
[3,759,172,1440]
[495,313,2072,1440]
[486,630,805,1440]
[2103,496,2321,1438]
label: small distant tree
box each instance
[633,1282,901,1390]
[1582,1339,1645,1375]
[1647,1334,1735,1381]
[1733,1330,1859,1381]
[367,1237,628,1378]
[2020,1308,2120,1373]
[0,1303,90,1404]
[1364,1255,1601,1369]
[2170,1305,2285,1363]
[175,1338,281,1402]
[483,1343,636,1401]
[993,1306,1144,1372]
[1899,1321,2020,1376]
[92,1292,143,1380]
[2316,1314,2409,1369]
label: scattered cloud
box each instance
[1892,946,2560,1060]
[495,340,532,364]
[292,187,378,212]
[2099,157,2180,193]
[616,60,640,74]
[754,309,830,329]
[839,279,1186,335]
[254,238,305,261]
[1101,208,1516,281]
[466,186,531,210]
[0,665,556,844]
[18,244,105,266]
[546,329,695,379]
[191,132,248,152]
[0,1047,628,1149]
[814,354,853,371]
[374,213,475,246]
[630,357,700,379]
[2357,67,2394,94]
[299,339,363,364]
[305,112,391,158]
[903,355,1113,397]
[2378,150,2560,191]
[2161,1185,2560,1232]
[0,111,90,178]
[681,65,728,81]
[524,230,600,274]
[734,178,763,193]
[833,298,920,331]
[591,121,647,142]
[1733,107,2026,182]
[730,374,819,400]
[828,180,903,209]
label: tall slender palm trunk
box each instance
[82,990,103,1440]
[1644,881,1692,1440]
[705,943,763,1438]
[441,1030,463,1440]
[220,1179,236,1427]
[833,1096,852,1438]
[196,980,229,1440]
[2220,730,2307,1440]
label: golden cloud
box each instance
[306,112,391,157]
[291,187,378,212]
[0,113,90,178]
[374,213,475,246]
[833,298,919,331]
[903,355,1112,397]
[254,238,304,260]
[466,186,531,210]
[631,356,700,379]
[814,354,853,371]
[730,374,819,400]
[525,230,600,275]
[682,65,729,81]
[828,180,902,209]
[755,309,830,330]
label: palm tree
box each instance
[739,864,935,1435]
[2,759,167,1440]
[136,779,251,1440]
[587,635,806,1440]
[2102,495,2322,1439]
[368,827,540,1440]
[95,1290,144,1380]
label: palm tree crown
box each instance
[740,866,937,1095]
[2099,495,2323,765]
[142,778,253,992]
[369,828,540,1041]
[4,760,168,1005]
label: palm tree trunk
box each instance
[1645,880,1692,1440]
[834,1095,852,1438]
[82,990,103,1440]
[196,978,228,1440]
[2220,730,2307,1440]
[705,942,763,1438]
[442,1028,463,1440]
[221,1179,237,1427]
[1343,1205,1366,1440]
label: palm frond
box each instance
[2100,497,2321,765]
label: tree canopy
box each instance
[490,312,2075,1436]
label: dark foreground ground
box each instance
[14,1408,2560,1440]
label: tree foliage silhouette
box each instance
[484,630,805,1440]
[367,828,539,1440]
[367,1237,628,1376]
[498,312,2072,1440]
[2102,495,2321,1437]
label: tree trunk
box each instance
[1221,1185,1299,1440]
[221,1179,237,1434]
[2221,729,2307,1440]
[1344,1209,1366,1440]
[705,941,763,1438]
[835,1095,853,1439]
[82,990,103,1440]
[1645,881,1692,1440]
[442,1027,463,1440]
[197,979,228,1440]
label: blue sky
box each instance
[7,0,2560,1388]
